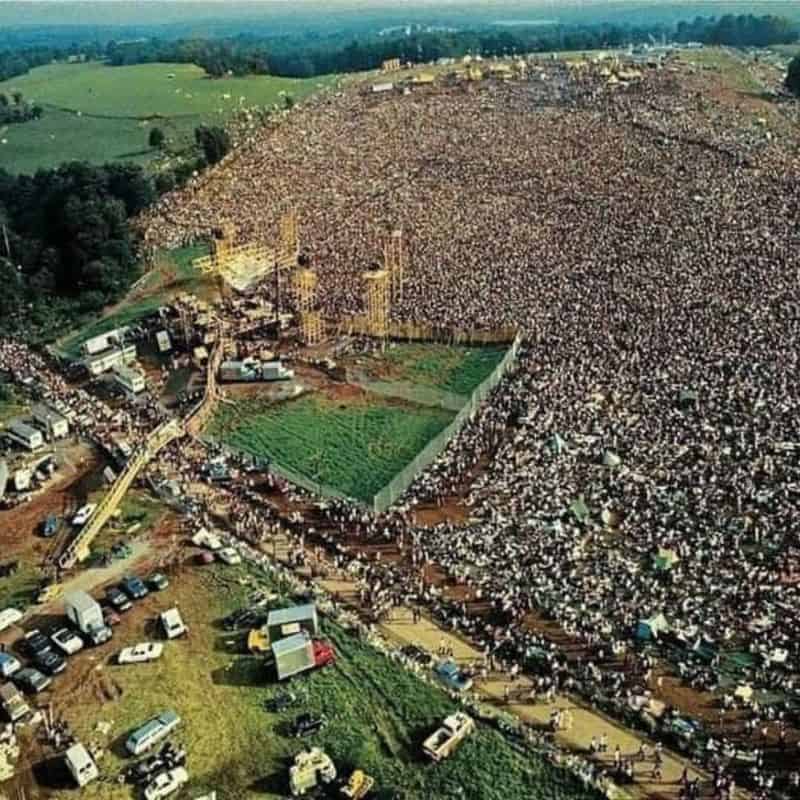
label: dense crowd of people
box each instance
[5,54,800,795]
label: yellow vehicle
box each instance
[340,770,375,800]
[36,582,64,604]
[247,627,270,654]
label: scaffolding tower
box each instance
[292,268,325,345]
[383,228,405,303]
[279,208,299,268]
[363,269,390,340]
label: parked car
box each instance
[71,504,97,526]
[102,606,122,627]
[217,547,242,566]
[105,586,133,612]
[19,629,53,658]
[14,667,52,694]
[160,608,188,640]
[0,608,23,633]
[432,660,473,693]
[120,576,149,601]
[33,648,67,675]
[118,643,164,665]
[148,573,170,592]
[143,766,189,800]
[0,653,22,679]
[41,514,59,538]
[126,711,182,755]
[51,627,85,656]
[191,529,222,551]
[127,742,186,785]
[264,690,298,713]
[290,713,326,738]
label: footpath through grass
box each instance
[55,563,600,800]
[0,61,335,174]
[206,392,455,502]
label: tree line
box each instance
[99,14,798,79]
[0,91,43,125]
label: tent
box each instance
[654,547,680,572]
[569,496,590,523]
[635,612,669,641]
[603,451,622,468]
[547,433,569,456]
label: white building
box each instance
[31,404,69,440]
[85,344,137,377]
[5,420,44,451]
[113,364,146,395]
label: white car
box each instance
[191,528,222,551]
[51,627,84,656]
[217,547,241,566]
[117,642,164,665]
[72,504,97,526]
[144,766,189,800]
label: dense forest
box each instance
[0,163,155,339]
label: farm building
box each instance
[4,420,44,451]
[113,364,146,394]
[266,604,319,643]
[85,344,137,377]
[31,404,69,440]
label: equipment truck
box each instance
[422,712,475,762]
[270,632,335,681]
[340,769,375,799]
[64,591,112,646]
[289,748,336,796]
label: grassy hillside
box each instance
[0,61,335,174]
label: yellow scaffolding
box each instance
[300,311,325,345]
[363,269,390,340]
[279,208,299,268]
[383,228,405,303]
[292,268,318,313]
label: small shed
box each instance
[654,547,680,572]
[267,604,319,644]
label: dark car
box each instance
[14,667,52,694]
[264,690,298,713]
[148,573,170,592]
[290,713,326,738]
[33,648,66,676]
[105,586,133,612]
[120,576,149,601]
[41,515,59,538]
[18,629,53,658]
[126,742,186,785]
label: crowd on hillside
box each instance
[6,58,791,794]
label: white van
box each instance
[64,743,99,787]
[160,608,188,639]
[125,710,181,755]
[0,607,23,633]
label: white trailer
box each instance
[32,404,69,439]
[113,364,146,394]
[64,591,112,645]
[5,421,44,451]
[64,743,99,787]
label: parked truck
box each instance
[0,681,30,722]
[64,591,112,646]
[422,713,475,762]
[271,632,335,681]
[64,742,99,787]
[289,748,336,796]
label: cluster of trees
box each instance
[0,91,43,124]
[674,14,798,48]
[787,57,800,97]
[0,43,105,82]
[194,125,231,165]
[0,162,155,339]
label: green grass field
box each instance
[55,563,599,800]
[374,343,508,397]
[206,392,455,502]
[56,243,210,359]
[0,61,335,174]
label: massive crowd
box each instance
[3,55,798,795]
[137,57,800,792]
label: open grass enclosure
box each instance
[0,61,335,174]
[373,343,509,397]
[56,244,209,359]
[54,564,600,800]
[206,392,455,502]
